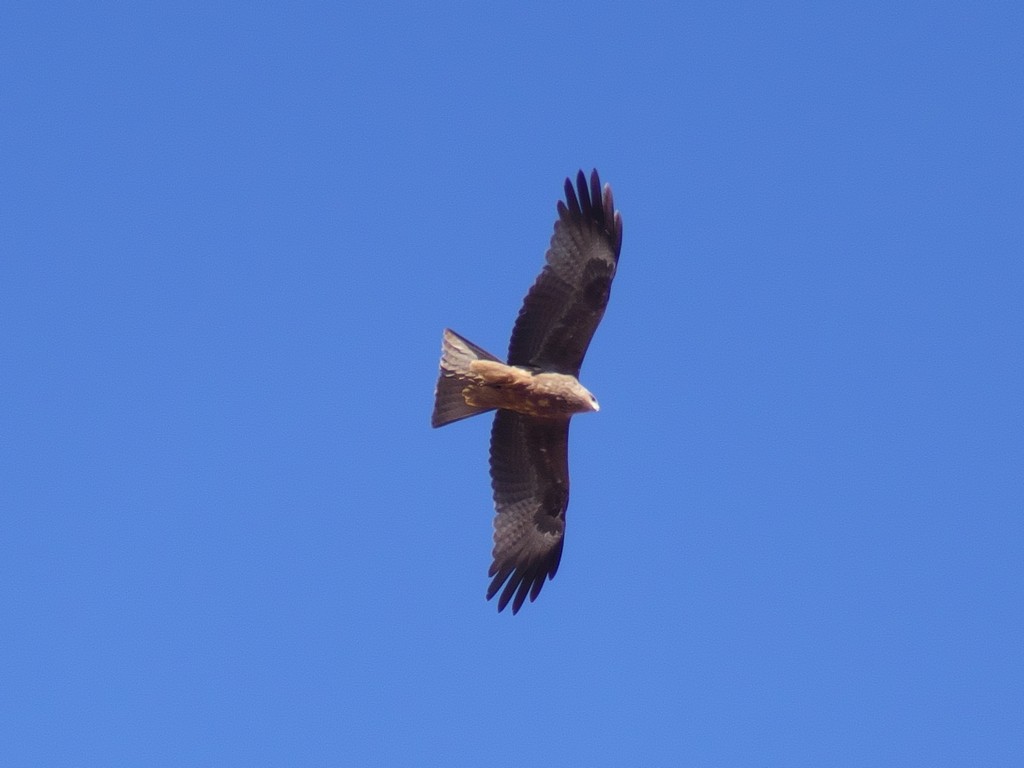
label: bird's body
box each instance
[437,339,598,421]
[431,170,622,613]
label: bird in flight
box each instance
[431,170,623,613]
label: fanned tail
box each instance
[431,329,502,428]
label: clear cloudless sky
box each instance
[2,2,1022,766]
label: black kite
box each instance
[431,170,623,613]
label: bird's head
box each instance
[576,383,600,413]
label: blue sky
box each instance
[3,2,1022,765]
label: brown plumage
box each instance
[431,170,623,613]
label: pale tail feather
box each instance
[431,329,502,428]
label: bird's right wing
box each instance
[506,170,623,376]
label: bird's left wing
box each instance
[487,409,570,613]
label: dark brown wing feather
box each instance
[506,170,623,376]
[487,409,570,614]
